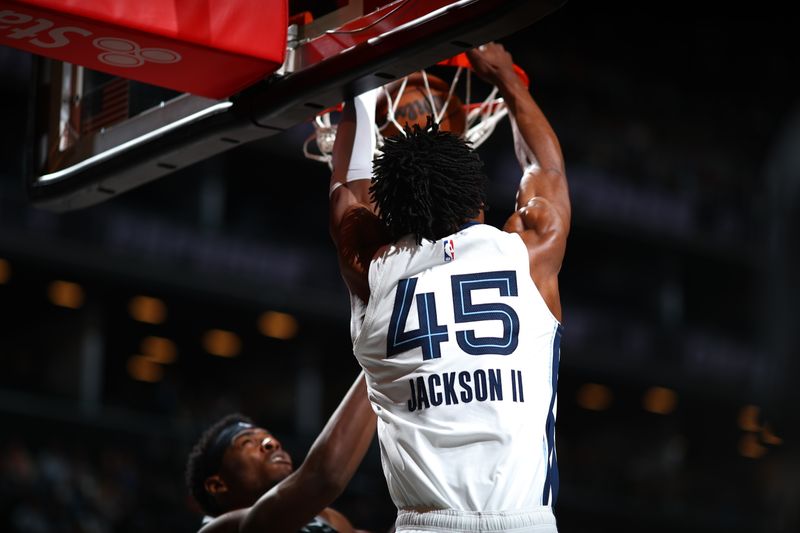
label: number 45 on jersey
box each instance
[387,270,521,360]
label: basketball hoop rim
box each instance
[308,51,529,121]
[437,52,530,88]
[302,51,529,166]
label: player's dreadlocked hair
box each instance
[185,413,255,517]
[371,118,488,244]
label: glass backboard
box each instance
[25,0,566,211]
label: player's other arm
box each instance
[328,91,390,301]
[467,44,570,321]
[200,373,375,533]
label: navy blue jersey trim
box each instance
[542,324,562,505]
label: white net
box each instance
[303,63,516,168]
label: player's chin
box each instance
[267,461,294,479]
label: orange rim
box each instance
[437,52,530,88]
[309,52,528,122]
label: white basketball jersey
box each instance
[351,223,562,512]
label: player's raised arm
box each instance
[467,44,569,218]
[328,90,390,302]
[467,43,570,321]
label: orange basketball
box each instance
[376,72,466,138]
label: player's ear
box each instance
[204,474,228,496]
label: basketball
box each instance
[376,72,466,138]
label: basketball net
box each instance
[302,53,529,168]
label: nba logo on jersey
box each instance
[443,239,455,262]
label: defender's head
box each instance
[371,119,488,244]
[186,414,293,517]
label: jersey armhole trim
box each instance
[352,245,389,351]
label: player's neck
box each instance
[461,211,485,229]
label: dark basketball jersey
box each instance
[299,516,338,533]
[200,515,338,533]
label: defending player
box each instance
[186,372,375,533]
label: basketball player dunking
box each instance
[186,373,375,533]
[327,43,570,532]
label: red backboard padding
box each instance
[0,0,287,98]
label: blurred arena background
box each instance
[1,2,799,532]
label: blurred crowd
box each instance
[0,436,192,533]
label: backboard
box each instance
[25,0,567,212]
